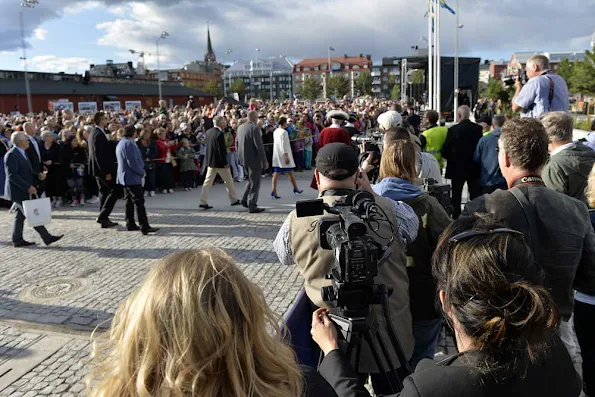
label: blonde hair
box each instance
[379,140,417,182]
[88,249,302,397]
[587,162,595,208]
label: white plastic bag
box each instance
[22,195,52,227]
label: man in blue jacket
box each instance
[116,126,158,235]
[474,114,507,194]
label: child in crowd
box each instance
[177,138,197,191]
[60,135,87,207]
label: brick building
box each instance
[292,54,372,97]
[0,71,213,114]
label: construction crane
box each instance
[129,49,151,74]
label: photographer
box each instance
[313,214,582,397]
[274,143,418,395]
[512,55,570,118]
[372,140,452,369]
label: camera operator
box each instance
[377,110,422,151]
[512,55,570,118]
[372,140,452,368]
[463,118,595,364]
[312,214,582,397]
[274,143,419,395]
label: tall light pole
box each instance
[156,31,169,102]
[454,0,463,122]
[20,0,38,115]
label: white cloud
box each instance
[33,28,47,40]
[29,55,91,73]
[63,1,102,15]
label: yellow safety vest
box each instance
[422,126,448,166]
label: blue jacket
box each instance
[4,146,36,203]
[373,177,423,201]
[474,128,506,188]
[116,138,145,186]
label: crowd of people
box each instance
[4,52,595,395]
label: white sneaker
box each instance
[150,191,156,197]
[144,191,148,197]
[86,196,100,204]
[162,189,168,194]
[168,189,174,194]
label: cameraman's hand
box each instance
[311,308,339,356]
[514,78,522,93]
[356,169,373,193]
[361,158,375,173]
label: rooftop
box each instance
[295,55,372,69]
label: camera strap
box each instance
[509,186,543,270]
[547,77,555,111]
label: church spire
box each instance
[205,22,217,64]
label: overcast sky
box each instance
[0,0,593,74]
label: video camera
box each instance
[296,191,393,313]
[502,69,529,87]
[352,130,384,183]
[423,178,454,216]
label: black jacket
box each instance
[88,127,117,178]
[442,120,483,180]
[25,135,42,175]
[318,334,581,397]
[463,181,595,318]
[204,127,228,169]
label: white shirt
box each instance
[550,142,576,157]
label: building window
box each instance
[363,64,369,69]
[304,67,311,71]
[393,60,399,65]
[383,67,388,72]
[353,65,360,70]
[314,66,319,71]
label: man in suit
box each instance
[5,132,63,247]
[198,115,241,210]
[116,126,158,236]
[22,122,46,196]
[237,111,268,214]
[88,111,119,228]
[441,105,483,219]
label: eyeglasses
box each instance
[449,228,525,244]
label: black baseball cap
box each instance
[316,143,359,180]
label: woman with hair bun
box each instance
[88,249,337,397]
[312,213,582,397]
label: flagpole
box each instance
[428,1,433,110]
[328,46,333,77]
[436,0,441,116]
[433,0,438,110]
[454,0,460,121]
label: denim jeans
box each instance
[409,318,443,370]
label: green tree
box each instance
[280,89,287,101]
[230,79,246,99]
[327,75,350,98]
[204,80,222,98]
[411,69,425,84]
[300,77,322,101]
[355,72,373,96]
[391,83,401,100]
[570,48,595,95]
[556,59,574,89]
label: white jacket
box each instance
[272,128,295,168]
[417,152,443,183]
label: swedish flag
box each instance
[439,0,456,15]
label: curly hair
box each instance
[499,118,549,173]
[88,249,303,397]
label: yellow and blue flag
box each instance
[439,0,456,15]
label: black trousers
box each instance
[12,206,51,244]
[574,300,595,395]
[123,184,150,230]
[96,176,120,222]
[242,167,261,210]
[451,177,481,219]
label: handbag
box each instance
[22,194,52,227]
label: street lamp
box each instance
[223,49,232,97]
[20,0,38,115]
[156,31,169,101]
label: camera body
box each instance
[423,178,454,216]
[502,69,529,87]
[296,192,392,312]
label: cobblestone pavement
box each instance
[0,176,311,396]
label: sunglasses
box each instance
[449,228,524,244]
